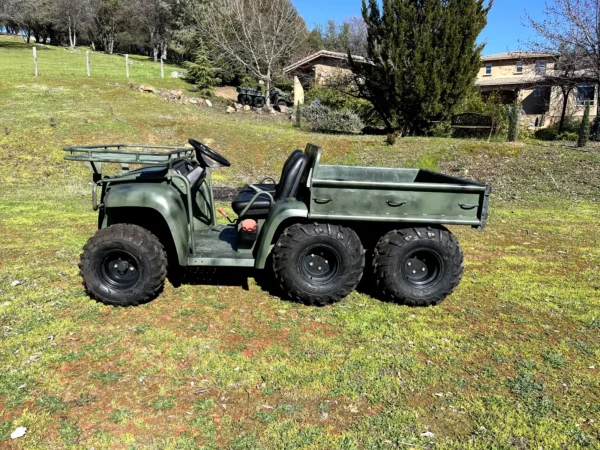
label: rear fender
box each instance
[103,183,190,266]
[254,199,308,269]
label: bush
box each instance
[534,127,557,141]
[534,116,583,141]
[428,122,452,138]
[305,80,377,124]
[557,132,579,141]
[455,87,509,133]
[508,103,520,142]
[302,104,364,134]
[578,103,591,147]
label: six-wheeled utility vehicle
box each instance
[65,141,491,307]
[236,86,292,108]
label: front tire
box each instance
[373,227,464,306]
[272,223,365,306]
[79,224,167,306]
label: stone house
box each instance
[284,50,598,127]
[476,52,597,127]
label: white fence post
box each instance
[86,51,91,77]
[160,58,164,79]
[125,54,129,78]
[33,47,38,77]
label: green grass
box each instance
[1,35,600,448]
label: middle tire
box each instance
[272,223,365,306]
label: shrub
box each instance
[557,132,578,141]
[305,80,377,124]
[508,103,520,142]
[578,102,591,148]
[534,127,557,141]
[455,86,509,133]
[385,133,397,145]
[534,116,583,141]
[428,121,452,138]
[302,104,364,134]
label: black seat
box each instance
[232,150,307,218]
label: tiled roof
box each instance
[475,76,544,87]
[481,52,557,62]
[283,50,367,74]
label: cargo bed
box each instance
[305,148,491,229]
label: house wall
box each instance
[478,58,556,80]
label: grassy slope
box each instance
[1,35,600,449]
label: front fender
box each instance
[254,199,308,269]
[104,183,190,266]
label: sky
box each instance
[293,0,547,56]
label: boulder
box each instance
[243,105,251,111]
[205,99,213,108]
[234,103,243,110]
[226,106,236,114]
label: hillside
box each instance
[1,36,599,449]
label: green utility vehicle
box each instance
[237,86,292,108]
[65,141,491,307]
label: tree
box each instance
[184,46,221,96]
[132,0,175,62]
[350,0,492,134]
[90,0,126,54]
[54,0,93,48]
[578,101,591,147]
[193,0,308,104]
[524,0,600,116]
[315,17,368,56]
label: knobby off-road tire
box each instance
[79,224,167,307]
[373,227,464,307]
[272,223,365,306]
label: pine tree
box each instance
[350,0,491,134]
[578,102,591,148]
[184,47,221,96]
[507,102,520,142]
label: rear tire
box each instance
[372,227,463,306]
[272,223,365,306]
[79,224,167,306]
[238,94,251,106]
[253,96,265,108]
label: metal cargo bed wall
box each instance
[308,165,490,228]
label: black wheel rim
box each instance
[401,249,443,288]
[98,250,140,290]
[299,245,340,286]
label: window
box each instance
[516,60,523,73]
[485,64,492,75]
[535,60,547,76]
[577,84,596,106]
[533,88,543,98]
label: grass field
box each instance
[1,35,600,449]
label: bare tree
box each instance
[194,0,308,104]
[90,0,126,54]
[132,0,174,62]
[524,0,600,115]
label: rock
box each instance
[196,98,205,105]
[170,71,186,78]
[205,99,213,108]
[182,97,189,105]
[276,105,288,113]
[11,280,22,287]
[11,427,27,439]
[138,85,157,93]
[188,98,197,104]
[234,103,243,110]
[421,431,435,438]
[243,105,251,111]
[226,106,236,114]
[172,89,183,100]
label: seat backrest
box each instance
[276,150,307,200]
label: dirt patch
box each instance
[214,86,238,101]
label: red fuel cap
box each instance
[241,219,258,232]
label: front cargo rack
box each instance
[63,144,194,167]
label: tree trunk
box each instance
[161,42,168,61]
[558,86,571,134]
[265,68,271,106]
[153,45,159,62]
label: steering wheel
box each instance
[188,139,231,168]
